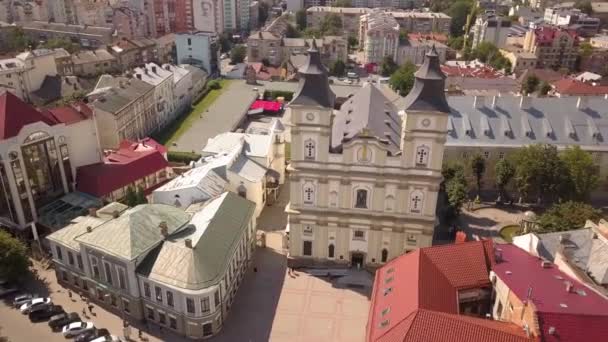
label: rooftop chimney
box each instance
[159,221,168,237]
[164,65,170,71]
[519,95,532,109]
[86,226,92,233]
[495,248,503,263]
[88,207,98,217]
[185,238,193,248]
[136,74,142,80]
[548,327,556,335]
[541,260,552,268]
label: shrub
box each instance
[208,80,221,90]
[167,151,202,164]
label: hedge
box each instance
[167,151,202,164]
[264,90,294,101]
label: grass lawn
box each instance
[154,79,233,146]
[499,225,521,243]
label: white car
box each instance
[19,297,51,314]
[90,335,122,342]
[62,321,95,338]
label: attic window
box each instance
[384,120,391,126]
[386,268,395,274]
[348,109,353,114]
[576,289,587,296]
[346,119,351,124]
[379,320,390,328]
[382,307,390,316]
[383,287,393,296]
[384,110,391,115]
[385,276,394,284]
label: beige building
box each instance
[359,10,400,64]
[71,49,120,77]
[500,45,538,74]
[47,192,257,339]
[286,43,449,268]
[109,37,158,72]
[306,6,368,37]
[87,75,156,149]
[523,26,579,70]
[590,35,608,49]
[397,38,448,65]
[0,49,58,102]
[391,11,451,34]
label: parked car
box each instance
[20,297,52,314]
[75,328,109,342]
[49,312,80,331]
[13,293,35,308]
[63,321,95,338]
[90,335,122,342]
[29,305,64,322]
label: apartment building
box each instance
[391,11,451,34]
[397,38,448,65]
[523,26,578,70]
[0,49,58,102]
[544,6,600,36]
[175,32,219,75]
[71,49,120,77]
[471,12,512,49]
[19,21,115,48]
[87,75,156,149]
[193,0,223,33]
[500,45,538,74]
[307,6,368,37]
[46,192,257,339]
[133,63,176,129]
[155,34,177,65]
[359,10,400,64]
[247,32,347,66]
[109,37,158,72]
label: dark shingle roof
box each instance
[289,40,335,108]
[402,46,451,113]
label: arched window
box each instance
[381,249,388,263]
[303,182,315,205]
[355,189,368,208]
[329,191,338,207]
[385,195,395,211]
[237,183,247,199]
[23,131,50,144]
[304,139,316,160]
[415,145,430,167]
[410,190,424,214]
[328,244,335,258]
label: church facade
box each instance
[286,41,450,267]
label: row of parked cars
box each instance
[10,293,121,341]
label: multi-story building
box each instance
[183,65,208,103]
[162,64,193,116]
[0,21,13,53]
[86,75,156,149]
[471,12,512,49]
[249,1,260,31]
[193,0,223,33]
[111,5,148,39]
[155,34,176,64]
[359,10,400,64]
[175,32,219,75]
[51,48,73,76]
[590,35,608,49]
[307,6,373,38]
[544,6,600,36]
[579,48,608,75]
[48,0,76,24]
[500,45,538,74]
[0,92,102,230]
[152,0,195,35]
[134,63,176,129]
[0,49,58,102]
[286,43,449,267]
[71,49,120,77]
[109,37,157,72]
[523,26,578,70]
[19,21,115,48]
[391,11,451,34]
[396,38,448,65]
[46,191,257,339]
[247,33,347,66]
[73,0,111,27]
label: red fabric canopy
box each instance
[250,100,281,113]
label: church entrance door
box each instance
[351,252,365,268]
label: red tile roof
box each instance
[533,26,578,45]
[0,91,57,139]
[119,137,168,155]
[552,78,608,96]
[494,244,608,342]
[441,65,503,79]
[76,140,169,198]
[367,241,529,342]
[43,102,92,125]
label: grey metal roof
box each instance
[229,155,267,182]
[88,75,153,114]
[289,41,336,108]
[138,192,255,290]
[76,204,191,260]
[402,46,451,113]
[332,82,402,152]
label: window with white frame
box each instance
[415,145,430,167]
[155,286,163,302]
[103,262,113,285]
[498,151,505,159]
[117,266,127,290]
[302,182,315,205]
[304,139,316,160]
[410,190,424,214]
[354,189,368,209]
[201,297,210,313]
[353,230,365,240]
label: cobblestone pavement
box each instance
[458,206,524,240]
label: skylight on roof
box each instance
[559,303,568,308]
[383,287,393,296]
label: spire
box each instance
[289,37,335,108]
[402,45,450,113]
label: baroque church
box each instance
[286,40,450,267]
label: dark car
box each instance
[75,328,109,342]
[49,312,80,331]
[29,305,64,322]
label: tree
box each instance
[258,2,270,25]
[320,13,343,36]
[0,230,29,283]
[330,60,346,77]
[522,75,540,95]
[389,61,416,96]
[536,201,601,233]
[335,0,352,6]
[448,36,464,50]
[473,41,499,63]
[399,29,410,43]
[575,0,593,15]
[230,45,246,64]
[285,24,301,38]
[579,42,593,57]
[380,56,398,77]
[296,9,307,31]
[495,158,515,202]
[442,162,468,219]
[539,81,552,96]
[42,38,80,54]
[125,186,138,207]
[512,144,572,204]
[448,1,473,36]
[208,80,221,90]
[218,33,232,53]
[561,146,599,202]
[136,186,148,205]
[6,27,36,52]
[347,36,358,49]
[470,153,486,196]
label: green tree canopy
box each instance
[380,56,398,77]
[218,33,232,53]
[442,162,468,219]
[561,146,600,202]
[347,36,358,49]
[470,153,486,195]
[473,41,499,63]
[285,24,301,38]
[579,42,593,57]
[495,158,515,201]
[230,45,247,64]
[539,81,552,96]
[448,36,464,50]
[522,75,540,95]
[296,9,307,31]
[136,186,148,205]
[7,27,36,52]
[258,2,270,25]
[335,0,352,6]
[448,1,474,36]
[330,60,346,76]
[536,201,601,233]
[125,186,138,207]
[42,38,80,54]
[575,0,593,15]
[0,230,29,282]
[389,61,416,96]
[320,13,343,36]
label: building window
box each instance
[147,307,155,320]
[203,323,213,337]
[415,145,430,167]
[354,189,368,208]
[169,316,177,329]
[76,255,83,270]
[166,291,174,307]
[498,152,505,159]
[67,251,74,265]
[122,298,130,313]
[103,262,113,285]
[385,195,395,211]
[303,182,315,205]
[201,297,210,313]
[304,139,316,160]
[56,246,63,261]
[62,270,69,281]
[303,241,313,256]
[117,267,126,290]
[214,291,220,307]
[410,190,424,214]
[110,294,117,307]
[143,282,151,298]
[158,312,166,324]
[187,38,191,45]
[155,286,163,302]
[407,234,417,245]
[186,298,195,314]
[353,230,365,240]
[237,183,247,198]
[328,244,335,258]
[91,257,100,279]
[483,151,490,159]
[381,249,388,263]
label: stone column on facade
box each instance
[339,178,351,209]
[372,181,385,212]
[55,138,70,194]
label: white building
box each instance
[133,63,176,130]
[397,39,448,65]
[544,7,600,35]
[0,49,58,102]
[472,12,512,49]
[161,64,193,120]
[359,10,400,64]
